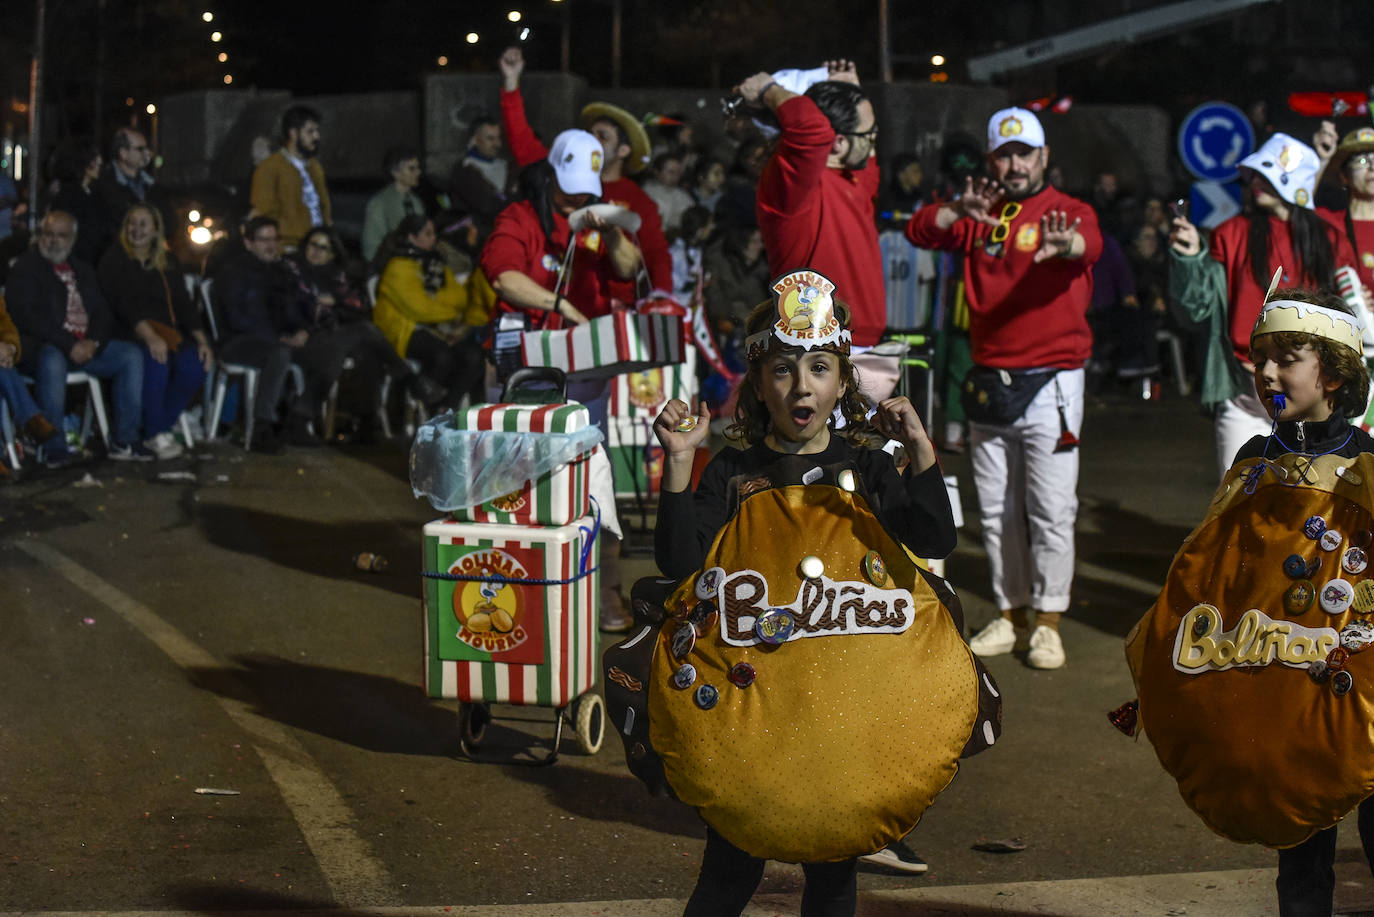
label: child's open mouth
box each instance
[792,407,816,427]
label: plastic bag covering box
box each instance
[521,311,685,381]
[445,402,593,526]
[422,515,600,706]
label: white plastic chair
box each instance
[0,396,18,469]
[199,276,303,449]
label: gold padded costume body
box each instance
[1127,452,1374,848]
[649,483,979,862]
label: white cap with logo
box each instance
[1238,132,1318,210]
[986,107,1046,152]
[547,129,603,198]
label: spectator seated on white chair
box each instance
[6,211,151,462]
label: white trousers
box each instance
[970,368,1084,614]
[1213,391,1270,480]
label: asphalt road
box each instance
[4,390,1373,916]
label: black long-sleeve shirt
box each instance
[654,436,957,581]
[1232,413,1374,465]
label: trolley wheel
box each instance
[573,694,606,755]
[459,702,491,749]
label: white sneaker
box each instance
[969,617,1017,657]
[1027,625,1066,669]
[144,431,184,461]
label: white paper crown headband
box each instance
[1251,266,1365,357]
[745,269,853,362]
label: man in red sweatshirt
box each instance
[497,47,672,302]
[734,62,899,401]
[907,106,1102,671]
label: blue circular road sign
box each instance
[1177,102,1256,183]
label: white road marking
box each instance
[17,539,402,908]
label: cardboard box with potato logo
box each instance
[422,515,599,706]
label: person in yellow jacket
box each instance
[373,215,487,408]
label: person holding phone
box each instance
[1169,132,1358,479]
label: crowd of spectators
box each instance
[1,61,1339,483]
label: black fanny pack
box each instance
[960,366,1055,426]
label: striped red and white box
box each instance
[448,402,593,526]
[422,516,600,706]
[521,311,685,381]
[607,346,698,421]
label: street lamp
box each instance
[437,55,449,67]
[202,11,212,21]
[145,103,156,114]
[465,32,479,43]
[210,31,222,42]
[223,74,233,84]
[931,53,945,66]
[508,10,522,21]
[218,52,227,62]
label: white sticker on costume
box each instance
[716,568,915,647]
[623,707,635,735]
[802,466,823,485]
[1172,603,1337,674]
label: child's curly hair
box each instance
[1250,287,1370,419]
[725,298,878,446]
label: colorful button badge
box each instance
[694,684,719,710]
[1355,581,1374,614]
[671,623,697,660]
[1332,670,1355,696]
[1322,579,1355,615]
[1305,516,1328,540]
[1322,530,1345,552]
[863,551,888,587]
[1284,580,1316,615]
[1345,548,1369,575]
[672,663,698,689]
[755,608,796,645]
[1283,554,1309,579]
[674,415,699,433]
[695,568,721,600]
[728,662,756,688]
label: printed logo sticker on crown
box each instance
[746,269,852,362]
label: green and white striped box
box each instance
[448,402,593,526]
[521,311,685,381]
[422,516,600,706]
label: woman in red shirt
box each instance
[1170,132,1357,477]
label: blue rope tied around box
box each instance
[420,496,603,586]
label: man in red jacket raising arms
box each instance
[497,47,672,302]
[907,107,1101,671]
[734,61,899,401]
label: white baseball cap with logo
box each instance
[986,107,1046,152]
[1238,132,1318,210]
[547,129,603,198]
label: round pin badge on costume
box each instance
[1305,516,1328,540]
[799,555,824,580]
[1328,646,1352,670]
[1344,548,1369,575]
[1355,529,1373,548]
[1283,554,1309,579]
[837,469,857,492]
[728,662,756,688]
[1307,556,1324,579]
[672,663,698,690]
[1355,580,1374,613]
[1283,580,1316,615]
[671,623,697,660]
[1332,670,1355,696]
[675,415,699,434]
[695,568,722,601]
[754,608,796,645]
[694,684,719,710]
[1322,579,1355,614]
[863,551,889,587]
[1321,529,1344,552]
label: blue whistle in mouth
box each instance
[1272,393,1287,414]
